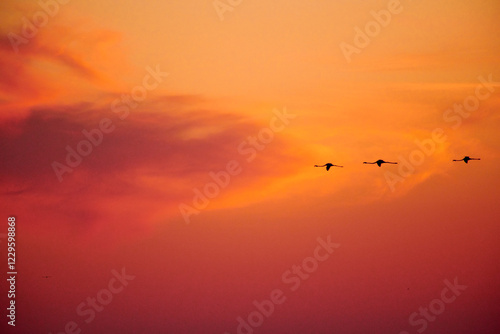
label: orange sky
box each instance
[1,0,500,333]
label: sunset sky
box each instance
[1,0,500,333]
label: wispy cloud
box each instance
[0,98,307,234]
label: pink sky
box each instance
[1,0,500,333]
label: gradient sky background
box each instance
[1,0,500,333]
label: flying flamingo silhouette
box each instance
[314,163,343,171]
[363,159,398,167]
[453,156,480,164]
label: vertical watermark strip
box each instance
[6,217,17,327]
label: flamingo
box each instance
[453,156,480,164]
[363,159,398,167]
[314,163,343,171]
